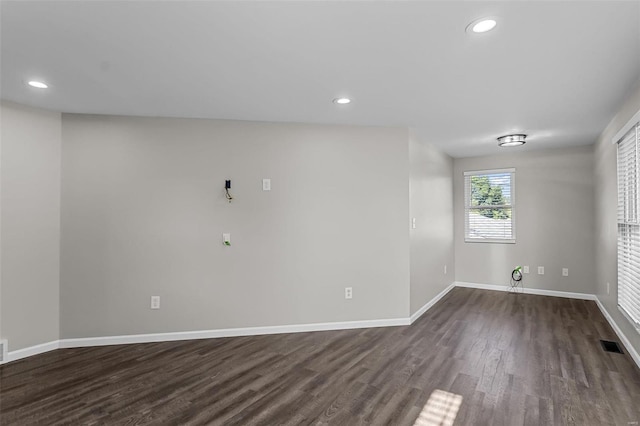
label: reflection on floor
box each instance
[413,389,463,426]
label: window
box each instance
[464,168,515,243]
[617,119,640,330]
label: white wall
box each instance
[595,78,640,356]
[409,131,454,314]
[1,101,61,351]
[454,146,596,294]
[60,114,411,338]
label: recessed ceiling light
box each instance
[333,97,351,105]
[466,18,497,34]
[27,80,48,89]
[498,134,526,147]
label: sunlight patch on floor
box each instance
[413,389,463,426]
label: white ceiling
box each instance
[1,1,639,157]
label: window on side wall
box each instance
[464,168,515,243]
[616,118,640,331]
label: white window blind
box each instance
[464,168,515,243]
[617,121,640,329]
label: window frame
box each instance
[615,108,640,333]
[464,168,516,244]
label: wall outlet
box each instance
[0,339,7,363]
[411,218,416,229]
[444,264,447,275]
[523,266,529,274]
[151,296,160,309]
[223,233,231,246]
[262,178,271,191]
[538,266,544,275]
[607,282,610,295]
[345,287,353,299]
[562,268,569,277]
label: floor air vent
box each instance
[600,340,624,354]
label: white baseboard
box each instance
[594,298,640,369]
[454,281,598,301]
[410,282,456,324]
[6,283,638,372]
[57,317,410,349]
[1,318,409,364]
[6,340,60,364]
[2,318,409,364]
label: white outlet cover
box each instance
[262,179,271,191]
[151,296,160,309]
[0,339,7,363]
[562,268,569,276]
[345,287,353,299]
[523,266,529,274]
[538,266,544,275]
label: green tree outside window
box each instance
[470,175,511,219]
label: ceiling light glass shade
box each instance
[27,80,48,89]
[472,19,497,33]
[498,134,526,147]
[466,18,498,34]
[333,97,351,105]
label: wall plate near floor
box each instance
[151,296,160,310]
[345,287,353,299]
[0,339,7,363]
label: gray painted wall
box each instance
[595,78,640,356]
[409,131,454,314]
[1,101,61,351]
[11,97,636,358]
[60,114,411,338]
[453,146,596,294]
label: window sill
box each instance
[465,238,516,244]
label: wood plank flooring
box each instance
[1,288,640,425]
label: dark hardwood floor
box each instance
[1,288,640,425]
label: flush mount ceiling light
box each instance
[333,97,351,105]
[27,80,49,89]
[466,17,497,34]
[498,134,527,147]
